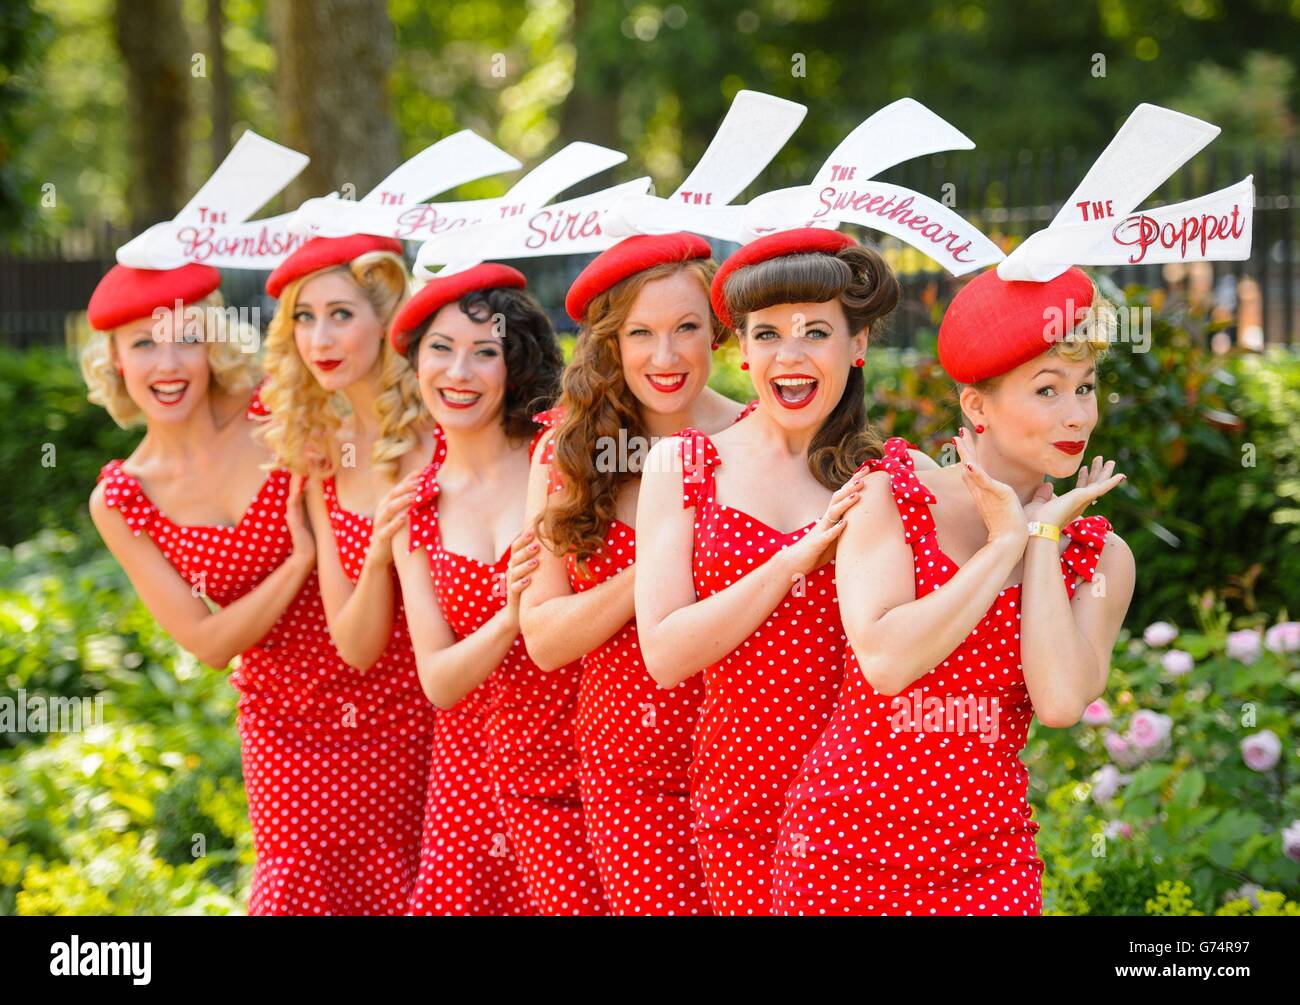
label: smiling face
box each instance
[616,269,714,417]
[961,347,1100,480]
[111,311,212,424]
[741,300,867,432]
[291,269,385,393]
[413,301,508,432]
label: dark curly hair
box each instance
[404,285,564,442]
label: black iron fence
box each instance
[1,141,1295,353]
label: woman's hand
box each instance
[953,428,1029,549]
[1025,455,1126,529]
[501,528,540,627]
[286,474,317,569]
[365,470,422,567]
[783,469,869,576]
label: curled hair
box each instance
[542,259,719,573]
[721,243,900,489]
[404,285,564,443]
[258,251,422,478]
[80,291,260,429]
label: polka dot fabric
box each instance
[771,437,1112,916]
[534,404,760,916]
[672,426,846,915]
[406,427,606,915]
[97,459,432,916]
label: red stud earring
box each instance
[739,360,749,371]
[116,365,124,376]
[853,356,865,367]
[974,424,985,434]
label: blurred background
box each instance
[0,1,1297,916]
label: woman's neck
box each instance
[750,409,817,458]
[340,358,383,439]
[441,419,514,482]
[136,397,223,466]
[972,437,1051,504]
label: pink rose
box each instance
[1143,621,1178,647]
[1241,729,1282,772]
[1161,649,1194,676]
[1082,700,1112,726]
[1127,710,1173,755]
[1283,821,1300,864]
[1103,729,1142,769]
[1091,764,1125,802]
[1226,629,1262,665]
[1264,622,1300,654]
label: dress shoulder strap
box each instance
[97,460,163,538]
[244,378,270,422]
[674,427,720,511]
[530,404,567,495]
[1060,514,1113,598]
[406,427,448,555]
[733,398,759,424]
[861,436,937,545]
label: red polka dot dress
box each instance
[97,451,434,916]
[406,427,606,916]
[672,424,847,915]
[318,476,439,893]
[534,400,758,915]
[771,437,1113,915]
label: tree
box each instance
[270,0,400,204]
[113,0,192,231]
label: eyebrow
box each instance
[750,317,834,332]
[427,332,500,346]
[625,312,702,329]
[1032,365,1097,379]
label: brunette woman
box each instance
[390,264,606,915]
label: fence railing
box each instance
[1,142,1295,353]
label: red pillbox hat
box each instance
[389,262,527,353]
[265,234,405,299]
[87,263,222,331]
[565,232,712,323]
[710,227,855,329]
[938,266,1095,384]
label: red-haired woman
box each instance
[771,266,1135,915]
[390,264,606,915]
[514,233,756,915]
[634,228,933,915]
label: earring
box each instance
[739,360,749,371]
[853,356,865,367]
[115,365,124,376]
[974,424,985,434]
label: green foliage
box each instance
[0,347,138,546]
[1027,603,1300,916]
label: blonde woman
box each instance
[253,233,440,912]
[83,262,358,914]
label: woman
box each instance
[634,227,926,915]
[255,233,440,911]
[515,233,755,915]
[771,265,1136,915]
[83,262,370,914]
[390,263,606,915]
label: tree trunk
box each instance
[270,0,400,206]
[113,0,192,231]
[207,0,233,168]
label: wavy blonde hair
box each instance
[257,251,425,478]
[80,291,261,429]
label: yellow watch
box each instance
[1027,521,1062,542]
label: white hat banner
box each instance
[416,89,809,276]
[117,129,520,270]
[998,103,1254,281]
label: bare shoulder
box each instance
[908,447,939,471]
[846,469,901,531]
[1098,529,1136,580]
